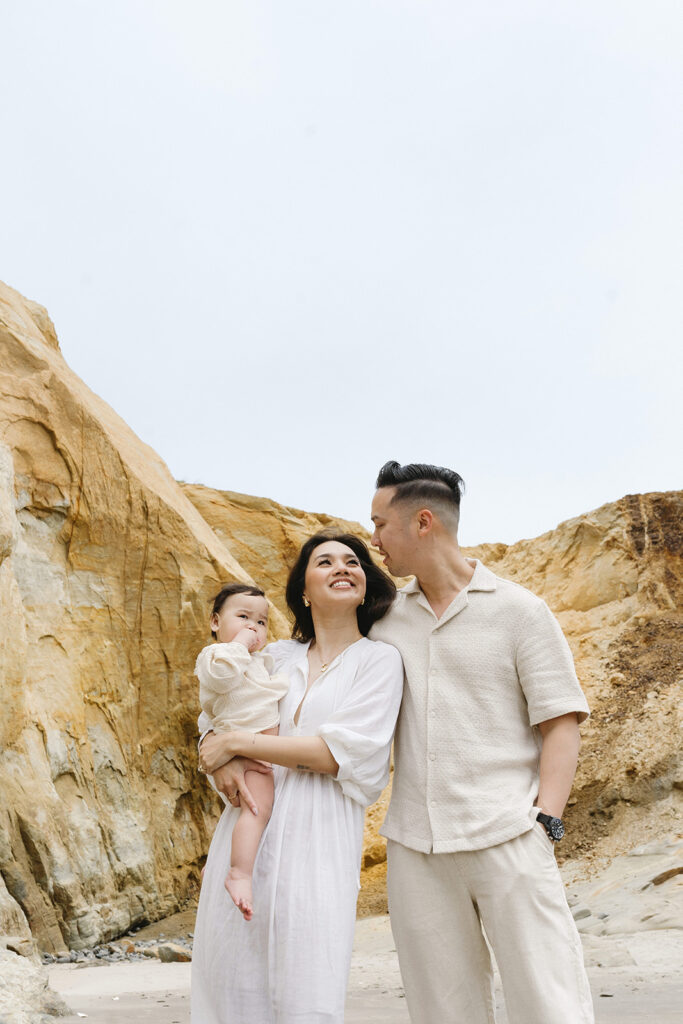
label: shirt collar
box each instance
[399,559,497,597]
[466,559,497,592]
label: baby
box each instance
[195,583,288,920]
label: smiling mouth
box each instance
[330,580,354,589]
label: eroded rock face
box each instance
[0,948,70,1022]
[180,484,374,624]
[469,492,683,861]
[0,281,288,952]
[1,279,680,942]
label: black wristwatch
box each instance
[536,811,565,842]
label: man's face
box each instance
[370,487,416,577]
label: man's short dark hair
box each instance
[375,460,465,527]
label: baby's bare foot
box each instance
[225,867,253,921]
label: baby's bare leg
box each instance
[225,769,275,921]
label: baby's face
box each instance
[211,594,269,650]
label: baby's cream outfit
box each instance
[195,641,289,733]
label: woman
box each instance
[191,532,404,1024]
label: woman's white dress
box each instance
[191,637,404,1024]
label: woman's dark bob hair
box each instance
[285,532,396,643]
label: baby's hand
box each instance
[233,627,260,653]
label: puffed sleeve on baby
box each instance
[195,642,252,694]
[317,642,404,807]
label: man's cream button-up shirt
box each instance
[370,560,590,853]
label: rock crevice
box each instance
[1,279,680,944]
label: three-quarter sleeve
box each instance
[197,710,213,742]
[515,601,590,726]
[317,643,404,807]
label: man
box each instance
[369,460,594,1024]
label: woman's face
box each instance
[303,541,367,614]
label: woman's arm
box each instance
[198,729,274,814]
[199,729,339,777]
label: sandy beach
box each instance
[51,870,682,1024]
[49,915,683,1023]
[47,824,683,1023]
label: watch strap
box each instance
[536,810,565,841]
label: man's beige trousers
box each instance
[387,827,594,1024]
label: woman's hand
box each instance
[199,730,248,773]
[212,757,273,815]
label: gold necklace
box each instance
[315,638,361,673]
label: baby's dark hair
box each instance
[210,583,266,639]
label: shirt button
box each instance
[430,800,436,807]
[429,753,436,761]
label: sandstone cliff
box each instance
[0,281,291,953]
[468,494,682,860]
[1,280,680,947]
[179,483,376,623]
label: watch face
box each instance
[550,818,565,840]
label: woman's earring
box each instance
[360,597,365,606]
[303,596,310,608]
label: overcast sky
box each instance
[2,1,681,545]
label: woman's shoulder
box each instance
[264,637,307,668]
[265,637,301,655]
[356,637,404,668]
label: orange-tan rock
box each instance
[180,483,376,623]
[468,493,682,863]
[1,279,680,946]
[0,281,286,952]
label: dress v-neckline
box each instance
[292,638,364,727]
